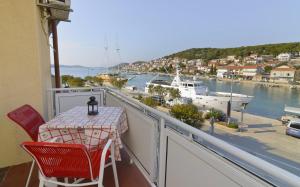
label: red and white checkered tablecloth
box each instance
[38,106,128,161]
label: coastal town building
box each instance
[241,66,264,79]
[263,60,278,67]
[216,67,229,78]
[208,60,219,67]
[252,73,271,82]
[227,55,236,61]
[245,59,260,65]
[217,65,263,79]
[216,66,242,78]
[249,54,259,59]
[277,53,292,62]
[270,65,296,83]
[198,66,210,73]
[261,55,274,61]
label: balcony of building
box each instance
[1,87,300,187]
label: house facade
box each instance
[216,67,229,78]
[277,53,291,62]
[242,66,264,79]
[270,65,295,83]
[217,66,263,79]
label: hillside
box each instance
[166,42,300,61]
[132,61,147,65]
[109,63,129,69]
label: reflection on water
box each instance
[127,74,300,119]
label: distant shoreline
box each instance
[127,70,300,89]
[51,64,105,69]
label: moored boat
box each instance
[145,66,253,111]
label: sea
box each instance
[52,66,300,120]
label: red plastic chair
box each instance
[22,139,119,187]
[7,104,45,142]
[7,104,45,187]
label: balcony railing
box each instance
[48,87,300,187]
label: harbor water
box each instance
[53,66,300,119]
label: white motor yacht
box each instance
[145,66,253,111]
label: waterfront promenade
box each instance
[202,111,300,176]
[217,78,300,89]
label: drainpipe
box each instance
[52,20,61,88]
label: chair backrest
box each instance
[7,104,45,141]
[22,142,96,180]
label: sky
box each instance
[56,0,300,67]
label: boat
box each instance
[145,66,253,111]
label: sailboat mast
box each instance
[104,35,109,73]
[115,35,121,74]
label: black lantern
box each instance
[87,96,98,115]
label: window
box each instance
[290,123,300,130]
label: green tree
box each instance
[170,104,204,128]
[68,77,85,87]
[153,85,165,96]
[141,97,158,107]
[168,88,181,99]
[209,65,214,75]
[137,94,143,101]
[92,76,103,86]
[61,75,74,84]
[110,78,127,89]
[264,66,273,73]
[178,62,186,68]
[61,75,85,87]
[84,76,103,86]
[205,108,225,121]
[148,84,155,95]
[84,76,93,82]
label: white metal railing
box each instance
[47,87,300,187]
[105,88,300,187]
[47,87,105,119]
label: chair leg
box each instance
[25,161,35,187]
[39,180,44,187]
[38,172,44,187]
[111,155,119,187]
[38,174,45,187]
[112,161,119,187]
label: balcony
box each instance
[1,87,300,187]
